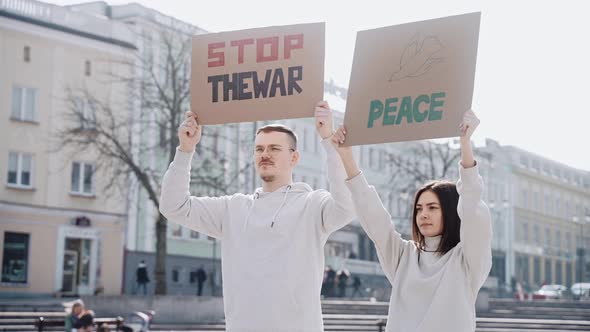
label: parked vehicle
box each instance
[533,284,568,300]
[571,283,590,299]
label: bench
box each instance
[35,316,124,332]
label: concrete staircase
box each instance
[2,298,590,331]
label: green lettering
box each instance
[383,98,398,126]
[395,96,413,125]
[428,92,445,121]
[412,94,430,122]
[368,100,384,128]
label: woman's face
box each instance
[416,190,444,237]
[73,305,83,315]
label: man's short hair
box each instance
[256,124,298,150]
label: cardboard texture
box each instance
[343,12,481,146]
[191,23,325,124]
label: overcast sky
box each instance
[51,0,590,171]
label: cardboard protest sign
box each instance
[343,12,481,145]
[191,23,325,124]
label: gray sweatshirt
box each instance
[159,139,355,332]
[345,163,492,332]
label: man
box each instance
[135,260,149,295]
[159,101,355,331]
[195,265,207,296]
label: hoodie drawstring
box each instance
[271,185,292,228]
[243,185,292,231]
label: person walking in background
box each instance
[135,260,150,295]
[196,265,207,296]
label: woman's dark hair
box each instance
[411,180,461,255]
[79,313,94,328]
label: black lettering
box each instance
[238,71,253,100]
[207,74,225,103]
[269,68,286,98]
[253,70,272,98]
[288,66,303,95]
[222,73,239,102]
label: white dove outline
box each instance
[388,32,444,82]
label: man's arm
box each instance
[158,112,226,238]
[314,101,356,235]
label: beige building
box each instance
[482,139,590,291]
[0,0,135,296]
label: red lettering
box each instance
[208,42,225,68]
[256,37,279,63]
[230,38,254,64]
[284,34,304,59]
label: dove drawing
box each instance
[388,33,444,82]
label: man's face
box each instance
[254,131,298,183]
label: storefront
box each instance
[0,204,125,296]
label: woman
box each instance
[65,300,83,332]
[330,110,492,332]
[65,300,94,332]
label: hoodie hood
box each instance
[243,182,312,230]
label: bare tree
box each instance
[385,140,461,195]
[54,28,251,294]
[380,139,487,225]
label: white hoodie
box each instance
[159,140,355,332]
[345,163,492,332]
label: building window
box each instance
[85,60,91,76]
[544,259,552,284]
[545,228,552,248]
[171,225,182,237]
[11,86,36,122]
[566,262,573,286]
[533,225,541,246]
[190,230,200,239]
[545,193,552,215]
[23,46,31,62]
[522,222,529,243]
[171,268,180,283]
[324,240,353,259]
[555,230,562,249]
[74,98,96,130]
[71,162,94,195]
[521,190,528,208]
[7,152,33,188]
[520,155,528,167]
[1,232,30,284]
